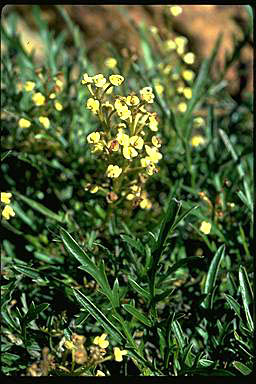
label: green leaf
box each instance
[120,234,145,255]
[23,302,49,325]
[15,192,64,223]
[112,278,120,308]
[12,265,41,281]
[172,320,186,350]
[73,289,124,344]
[232,361,252,375]
[60,228,112,300]
[202,244,225,309]
[224,294,242,321]
[158,257,202,285]
[239,266,254,333]
[1,150,12,162]
[122,304,152,327]
[128,277,151,301]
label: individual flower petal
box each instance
[129,135,144,150]
[54,101,63,111]
[24,81,35,92]
[2,205,15,220]
[39,116,50,129]
[87,131,101,144]
[18,118,31,128]
[1,192,12,204]
[113,347,128,362]
[191,135,205,147]
[200,221,211,235]
[106,165,122,178]
[32,92,45,106]
[87,98,100,114]
[105,57,117,69]
[109,75,124,86]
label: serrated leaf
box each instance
[122,304,152,327]
[73,289,124,344]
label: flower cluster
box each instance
[1,192,15,220]
[82,73,163,210]
[18,71,64,131]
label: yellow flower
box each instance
[163,64,172,75]
[55,79,63,90]
[54,101,63,111]
[24,81,35,92]
[81,73,93,85]
[175,36,188,48]
[108,139,119,152]
[145,145,162,163]
[178,102,187,113]
[129,135,144,150]
[171,73,179,81]
[32,92,45,106]
[2,205,15,220]
[93,333,109,349]
[177,86,184,94]
[150,25,158,34]
[182,70,195,82]
[102,101,114,110]
[164,39,176,51]
[191,135,205,147]
[39,116,50,129]
[140,87,155,103]
[96,370,106,376]
[193,117,205,127]
[102,82,113,94]
[1,192,12,204]
[109,75,124,86]
[140,198,152,209]
[87,98,100,114]
[200,221,211,235]
[113,347,128,362]
[130,185,141,194]
[92,74,107,88]
[183,87,192,99]
[123,145,138,160]
[105,57,117,69]
[90,186,99,193]
[64,340,75,350]
[87,131,101,144]
[170,5,183,16]
[148,113,158,131]
[155,83,164,95]
[183,52,195,65]
[152,136,161,148]
[140,157,151,168]
[106,165,122,178]
[49,93,56,99]
[126,94,140,106]
[18,118,31,128]
[118,108,131,121]
[126,193,135,201]
[91,142,104,153]
[116,132,130,146]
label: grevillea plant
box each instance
[82,73,163,212]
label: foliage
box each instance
[1,5,253,376]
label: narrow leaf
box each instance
[202,244,225,308]
[122,304,152,327]
[73,289,124,344]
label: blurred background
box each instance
[2,4,253,98]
